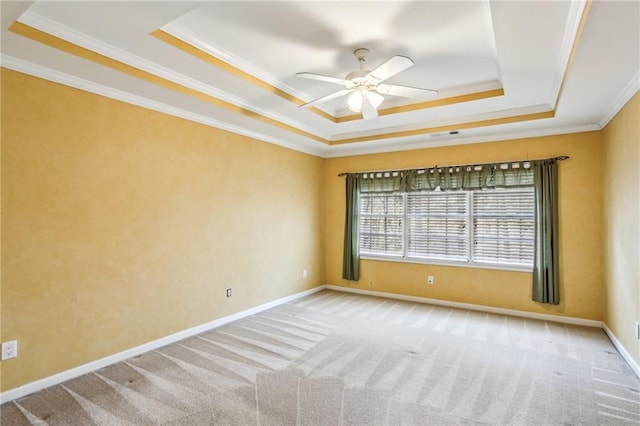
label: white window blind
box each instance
[359,193,404,256]
[359,188,535,269]
[472,188,535,266]
[407,192,468,261]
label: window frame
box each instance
[359,187,535,272]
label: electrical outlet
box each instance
[2,340,18,360]
[226,288,232,298]
[427,275,434,285]
[303,269,308,279]
[635,321,640,340]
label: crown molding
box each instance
[598,70,640,129]
[324,123,601,158]
[2,55,327,158]
[331,104,553,141]
[4,54,605,160]
[16,11,325,141]
[4,54,607,160]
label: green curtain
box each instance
[342,174,360,281]
[532,159,560,304]
[341,158,560,291]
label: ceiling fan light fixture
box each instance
[297,48,435,119]
[347,91,363,112]
[348,88,384,113]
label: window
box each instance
[472,189,535,266]
[359,193,404,256]
[407,191,468,261]
[359,187,535,269]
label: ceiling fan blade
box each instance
[361,93,379,120]
[376,84,438,99]
[367,55,414,84]
[296,72,351,86]
[299,88,353,108]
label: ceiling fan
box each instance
[296,48,438,120]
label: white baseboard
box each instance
[603,323,640,379]
[324,285,603,328]
[4,284,636,404]
[0,286,324,404]
[326,286,640,378]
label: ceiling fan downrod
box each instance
[346,48,371,82]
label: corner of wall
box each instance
[601,91,640,369]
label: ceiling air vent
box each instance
[430,131,460,137]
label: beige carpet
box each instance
[1,289,639,425]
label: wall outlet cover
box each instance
[2,340,18,360]
[226,288,232,298]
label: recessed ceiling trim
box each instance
[551,0,591,109]
[152,27,336,122]
[330,111,555,145]
[7,19,565,151]
[482,0,502,83]
[159,22,327,113]
[325,124,600,159]
[334,88,505,123]
[8,20,331,145]
[154,26,507,123]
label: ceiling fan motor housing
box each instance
[345,69,370,84]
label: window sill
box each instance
[360,254,533,273]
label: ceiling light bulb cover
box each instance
[368,91,384,109]
[348,91,363,112]
[348,89,384,113]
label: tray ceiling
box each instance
[1,1,638,157]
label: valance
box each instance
[352,160,540,193]
[358,171,404,193]
[405,162,533,191]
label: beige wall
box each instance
[1,69,325,391]
[602,91,640,366]
[325,132,604,321]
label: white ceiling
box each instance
[2,1,639,158]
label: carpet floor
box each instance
[1,289,639,425]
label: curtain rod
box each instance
[337,155,569,177]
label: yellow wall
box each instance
[0,70,3,390]
[602,91,640,366]
[1,69,325,391]
[1,67,629,394]
[325,132,604,321]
